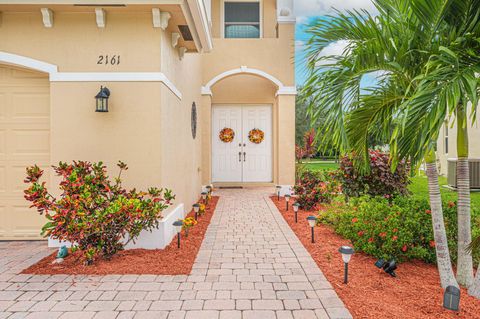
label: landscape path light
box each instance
[307,216,316,243]
[206,185,212,195]
[172,220,183,248]
[339,246,354,284]
[285,194,291,211]
[293,202,300,223]
[276,185,281,201]
[193,203,200,221]
[201,191,208,204]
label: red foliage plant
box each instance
[24,161,175,264]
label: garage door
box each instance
[0,65,50,240]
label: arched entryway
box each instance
[0,64,50,240]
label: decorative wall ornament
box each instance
[191,102,197,139]
[248,128,264,144]
[219,128,235,143]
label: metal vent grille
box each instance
[178,25,193,41]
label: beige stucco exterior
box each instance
[0,0,296,240]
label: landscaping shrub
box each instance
[319,196,480,264]
[24,161,175,264]
[339,150,410,199]
[293,170,341,210]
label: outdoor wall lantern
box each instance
[293,202,300,223]
[339,246,354,284]
[443,285,460,311]
[95,86,110,112]
[276,185,281,201]
[374,258,397,277]
[172,220,183,248]
[285,194,291,211]
[307,216,317,243]
[193,203,200,221]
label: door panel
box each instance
[242,106,272,182]
[0,66,49,240]
[212,106,243,182]
[212,105,272,183]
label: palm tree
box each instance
[303,0,480,290]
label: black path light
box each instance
[276,185,281,201]
[172,220,183,248]
[285,194,291,211]
[339,246,354,284]
[293,202,300,223]
[201,191,208,205]
[443,285,460,311]
[307,216,316,243]
[206,185,212,195]
[374,259,397,277]
[193,203,200,221]
[95,86,110,112]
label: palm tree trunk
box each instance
[425,148,458,289]
[456,105,474,287]
[468,268,480,298]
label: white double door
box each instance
[212,105,272,183]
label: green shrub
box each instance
[339,150,410,199]
[293,170,341,210]
[319,196,480,264]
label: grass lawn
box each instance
[300,161,339,171]
[409,175,480,208]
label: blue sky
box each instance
[294,0,377,86]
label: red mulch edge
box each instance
[22,197,219,276]
[271,196,480,319]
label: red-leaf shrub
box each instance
[339,150,410,199]
[293,170,341,210]
[24,161,175,264]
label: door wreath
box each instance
[248,128,264,144]
[219,127,235,143]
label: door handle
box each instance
[239,152,242,162]
[243,152,246,161]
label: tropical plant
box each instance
[339,150,410,199]
[293,170,341,210]
[24,161,175,264]
[303,0,480,291]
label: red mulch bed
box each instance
[271,196,480,319]
[22,197,219,275]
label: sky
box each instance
[294,0,377,85]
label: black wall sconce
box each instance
[95,86,110,112]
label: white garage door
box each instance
[0,65,50,240]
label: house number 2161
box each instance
[97,55,121,65]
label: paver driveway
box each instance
[0,188,351,319]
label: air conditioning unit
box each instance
[447,158,480,189]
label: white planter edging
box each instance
[48,203,185,250]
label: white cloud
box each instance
[315,40,350,66]
[295,0,377,18]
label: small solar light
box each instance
[338,246,354,284]
[285,194,291,211]
[374,259,397,277]
[206,185,212,195]
[306,216,316,243]
[172,220,183,248]
[201,191,208,204]
[292,202,300,223]
[193,203,200,221]
[275,185,281,201]
[443,285,460,311]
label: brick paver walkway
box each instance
[0,188,351,319]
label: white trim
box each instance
[201,66,296,96]
[40,8,53,28]
[277,17,296,24]
[95,8,106,28]
[152,8,171,29]
[0,51,58,74]
[178,47,187,60]
[0,51,182,99]
[172,32,181,48]
[186,0,213,52]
